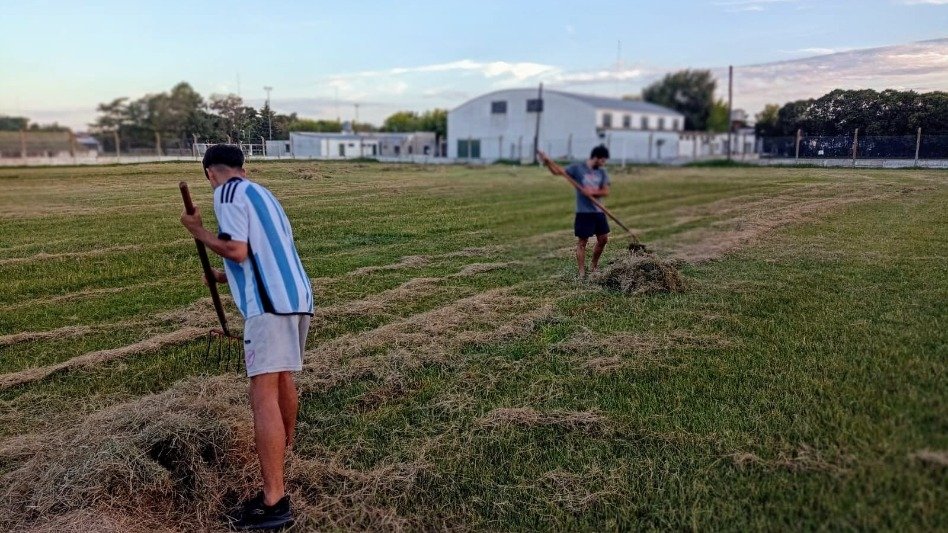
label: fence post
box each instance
[851,128,859,167]
[915,127,922,167]
[567,133,573,159]
[20,130,26,158]
[794,129,801,161]
[621,139,627,170]
[518,136,523,162]
[692,135,697,160]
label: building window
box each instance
[285,142,291,151]
[658,118,665,131]
[622,114,631,129]
[338,144,345,157]
[602,113,613,128]
[672,118,679,131]
[457,139,481,158]
[526,98,544,113]
[641,116,649,130]
[491,101,507,114]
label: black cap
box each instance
[202,144,244,169]
[590,144,610,159]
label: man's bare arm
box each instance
[181,207,249,263]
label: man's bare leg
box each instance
[591,234,608,272]
[277,372,299,450]
[250,373,287,506]
[576,237,588,278]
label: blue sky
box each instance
[1,0,946,129]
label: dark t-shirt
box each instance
[565,162,610,213]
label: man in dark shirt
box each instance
[542,145,611,278]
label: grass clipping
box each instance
[589,250,684,295]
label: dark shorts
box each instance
[574,212,610,239]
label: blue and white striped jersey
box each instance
[213,177,313,318]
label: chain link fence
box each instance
[760,130,947,161]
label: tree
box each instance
[707,100,730,133]
[91,97,130,152]
[287,118,342,133]
[0,116,29,131]
[755,104,781,136]
[642,70,717,131]
[209,94,246,141]
[381,111,420,132]
[764,89,948,136]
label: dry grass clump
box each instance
[305,289,552,381]
[0,378,254,532]
[452,262,514,276]
[315,278,443,319]
[552,330,726,374]
[349,255,431,276]
[730,445,850,473]
[909,449,948,468]
[286,456,428,531]
[477,407,608,434]
[0,327,207,390]
[539,469,618,512]
[590,252,684,295]
[0,325,95,347]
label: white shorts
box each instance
[243,313,311,378]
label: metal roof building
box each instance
[448,88,685,162]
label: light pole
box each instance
[263,86,273,141]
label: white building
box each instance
[287,132,380,159]
[281,131,438,159]
[448,89,685,163]
[678,128,758,159]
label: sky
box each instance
[1,0,946,130]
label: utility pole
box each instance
[263,86,273,141]
[915,127,922,167]
[726,65,733,162]
[532,82,543,164]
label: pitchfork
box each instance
[179,182,242,371]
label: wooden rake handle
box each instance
[179,181,233,338]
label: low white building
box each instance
[289,132,379,159]
[281,131,439,159]
[678,128,758,159]
[448,88,685,162]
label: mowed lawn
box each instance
[0,161,944,531]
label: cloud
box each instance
[713,0,800,12]
[716,38,948,114]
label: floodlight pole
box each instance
[532,83,543,164]
[263,86,273,141]
[727,65,733,162]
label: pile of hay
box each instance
[590,252,683,295]
[0,378,254,532]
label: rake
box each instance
[538,152,648,254]
[179,182,242,371]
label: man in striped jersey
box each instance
[181,144,313,530]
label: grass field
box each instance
[0,161,945,531]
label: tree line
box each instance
[86,82,447,152]
[638,70,948,137]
